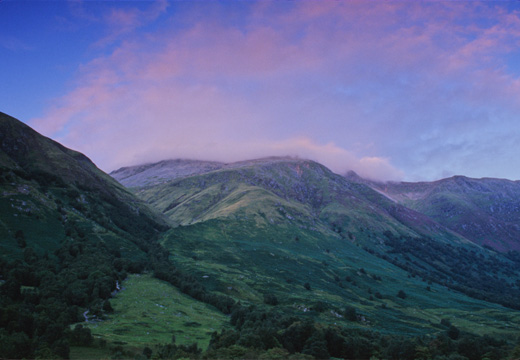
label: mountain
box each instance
[114,157,520,340]
[0,112,171,358]
[0,112,168,257]
[119,157,473,246]
[367,175,520,252]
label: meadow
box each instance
[80,274,230,352]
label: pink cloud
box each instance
[94,0,168,48]
[30,1,520,181]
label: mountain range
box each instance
[111,155,520,303]
[112,156,520,253]
[2,111,520,359]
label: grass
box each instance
[82,274,230,351]
[69,346,112,360]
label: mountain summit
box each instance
[110,156,309,188]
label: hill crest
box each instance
[111,156,318,188]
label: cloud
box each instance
[31,54,404,180]
[65,0,169,48]
[0,35,33,52]
[95,0,168,47]
[30,1,520,181]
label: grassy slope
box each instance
[161,219,520,338]
[0,175,151,261]
[81,274,229,351]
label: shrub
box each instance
[263,293,279,306]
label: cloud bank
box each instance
[30,1,520,181]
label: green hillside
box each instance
[162,218,520,336]
[134,158,469,245]
[0,112,168,258]
[106,157,520,358]
[126,158,520,332]
[78,274,230,356]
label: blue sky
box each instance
[2,1,520,181]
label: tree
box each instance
[70,324,93,346]
[142,346,153,359]
[282,320,315,353]
[15,230,26,248]
[302,331,330,359]
[103,299,114,312]
[447,325,460,340]
[344,306,357,321]
[313,301,327,313]
[325,328,352,359]
[259,347,290,359]
[23,247,38,264]
[397,290,407,299]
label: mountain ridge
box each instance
[0,111,169,256]
[111,156,316,188]
[365,175,520,252]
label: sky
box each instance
[2,1,520,181]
